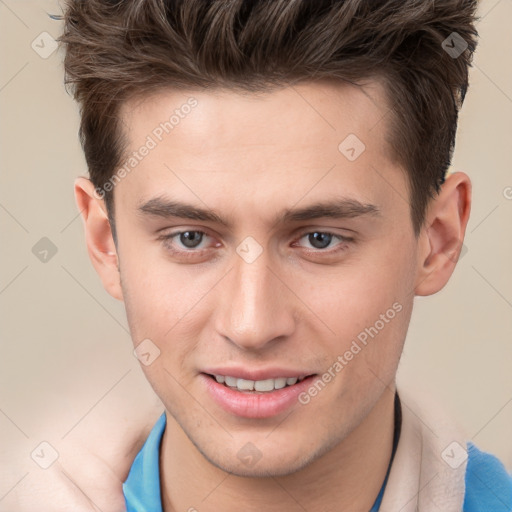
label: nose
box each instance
[214,250,296,351]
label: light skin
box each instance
[75,79,471,511]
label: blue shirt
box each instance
[123,412,512,512]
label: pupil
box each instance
[309,232,332,249]
[181,231,202,248]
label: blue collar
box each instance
[122,412,166,512]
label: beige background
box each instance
[1,0,511,503]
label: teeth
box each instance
[213,375,306,392]
[237,378,255,391]
[254,379,274,392]
[274,377,287,389]
[224,376,237,387]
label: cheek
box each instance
[119,248,226,364]
[297,256,412,333]
[294,247,415,379]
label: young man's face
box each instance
[89,80,437,476]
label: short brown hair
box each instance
[59,0,479,240]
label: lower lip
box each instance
[200,373,317,419]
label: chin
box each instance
[216,457,308,478]
[198,442,321,478]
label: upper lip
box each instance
[202,367,316,381]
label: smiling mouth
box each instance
[204,373,316,393]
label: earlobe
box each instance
[414,172,471,296]
[74,177,124,301]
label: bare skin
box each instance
[73,79,471,511]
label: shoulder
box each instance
[0,404,165,512]
[463,441,512,512]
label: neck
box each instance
[160,386,396,512]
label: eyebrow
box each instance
[137,196,381,228]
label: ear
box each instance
[414,171,471,296]
[74,177,124,302]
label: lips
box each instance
[199,369,318,418]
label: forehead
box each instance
[119,79,392,157]
[114,79,407,230]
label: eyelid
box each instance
[295,228,352,239]
[292,224,357,236]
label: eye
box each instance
[156,228,353,262]
[294,231,352,252]
[175,230,206,249]
[157,230,213,252]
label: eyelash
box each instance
[156,229,353,259]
